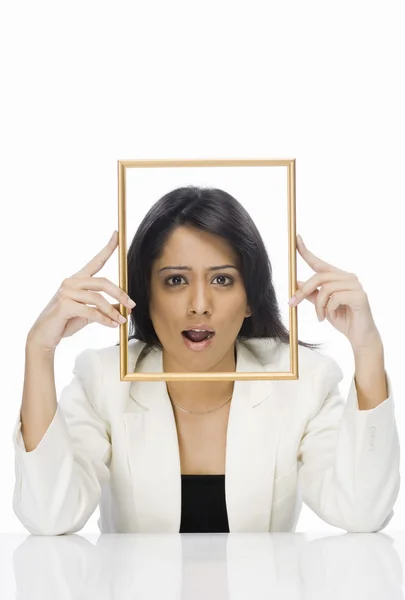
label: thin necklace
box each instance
[169,394,233,415]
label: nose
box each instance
[187,283,213,316]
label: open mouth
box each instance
[182,330,215,342]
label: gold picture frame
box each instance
[117,158,299,382]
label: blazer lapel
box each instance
[123,339,288,532]
[123,342,181,532]
[224,341,287,532]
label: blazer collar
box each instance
[128,337,283,410]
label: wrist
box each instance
[351,331,384,357]
[25,335,56,360]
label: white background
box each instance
[0,0,403,534]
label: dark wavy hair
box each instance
[115,185,323,353]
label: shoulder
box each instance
[69,339,144,397]
[69,339,147,417]
[76,338,343,378]
[72,338,147,382]
[73,337,344,406]
[241,337,342,378]
[242,338,344,410]
[242,338,345,419]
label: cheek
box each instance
[219,304,249,329]
[149,289,169,316]
[149,299,180,331]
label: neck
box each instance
[163,343,236,412]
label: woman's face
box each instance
[149,225,251,371]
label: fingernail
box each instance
[128,298,136,307]
[288,295,297,306]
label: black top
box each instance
[179,474,230,533]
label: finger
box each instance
[68,276,135,309]
[112,302,132,315]
[296,235,347,274]
[315,280,362,319]
[326,289,368,314]
[293,272,351,304]
[61,289,128,325]
[74,231,118,278]
[59,297,120,328]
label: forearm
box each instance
[353,338,388,410]
[21,338,58,452]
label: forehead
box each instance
[159,226,236,259]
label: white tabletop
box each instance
[1,531,405,599]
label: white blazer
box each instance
[12,337,400,535]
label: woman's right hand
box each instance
[26,230,136,354]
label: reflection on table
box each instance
[4,531,403,599]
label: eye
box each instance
[164,275,234,286]
[165,275,185,286]
[213,275,234,286]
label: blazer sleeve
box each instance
[297,353,401,533]
[12,348,111,536]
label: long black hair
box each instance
[115,185,323,353]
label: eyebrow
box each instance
[158,264,239,274]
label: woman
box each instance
[12,186,400,535]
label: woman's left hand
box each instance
[289,235,382,352]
